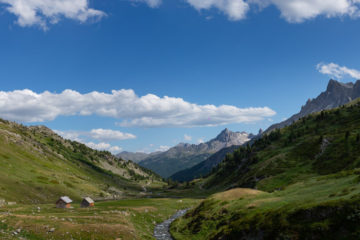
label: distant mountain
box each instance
[265,79,360,133]
[170,145,241,182]
[139,129,253,178]
[117,151,160,163]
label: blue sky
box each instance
[1,0,360,153]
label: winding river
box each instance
[154,209,188,240]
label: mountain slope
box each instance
[205,98,360,191]
[171,98,360,240]
[117,151,154,163]
[170,145,240,182]
[139,129,252,178]
[0,119,163,204]
[265,79,360,133]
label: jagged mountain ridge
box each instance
[138,129,253,178]
[265,79,360,133]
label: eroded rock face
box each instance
[265,79,360,133]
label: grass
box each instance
[170,101,360,240]
[0,198,200,240]
[203,100,360,192]
[171,172,360,240]
[0,120,164,204]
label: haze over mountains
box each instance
[137,129,253,178]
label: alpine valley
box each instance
[1,79,360,240]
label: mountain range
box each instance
[170,145,241,182]
[169,79,360,182]
[137,129,253,178]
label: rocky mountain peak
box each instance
[265,79,360,134]
[326,79,354,93]
[215,128,247,142]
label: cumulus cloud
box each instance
[55,129,136,142]
[132,0,162,8]
[89,129,136,141]
[0,0,105,29]
[184,134,192,141]
[317,62,360,79]
[85,142,122,153]
[185,0,360,22]
[258,0,358,23]
[0,89,276,127]
[186,0,250,20]
[155,145,170,152]
[54,129,127,154]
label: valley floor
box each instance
[0,198,199,240]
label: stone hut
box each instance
[56,196,72,208]
[81,197,95,208]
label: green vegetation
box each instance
[170,99,360,239]
[171,174,360,239]
[0,120,163,204]
[204,99,360,192]
[0,198,199,239]
[3,99,360,239]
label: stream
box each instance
[154,209,189,240]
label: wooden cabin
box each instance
[56,196,73,208]
[81,197,95,208]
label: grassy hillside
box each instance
[170,99,360,239]
[171,174,360,239]
[204,99,360,192]
[0,119,163,204]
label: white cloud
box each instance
[262,0,357,23]
[185,0,360,22]
[55,129,135,142]
[184,134,192,141]
[0,0,105,29]
[317,62,360,79]
[0,89,276,128]
[89,129,136,141]
[155,145,170,152]
[54,130,82,142]
[85,141,122,154]
[197,137,205,144]
[186,0,250,20]
[132,0,162,8]
[54,130,125,154]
